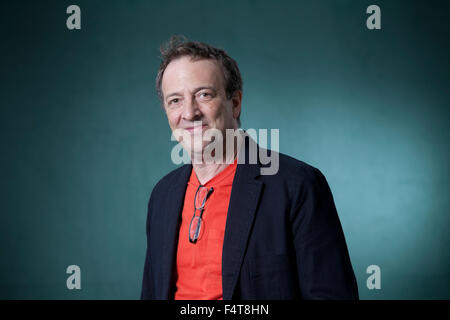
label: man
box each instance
[141,36,359,300]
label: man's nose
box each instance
[182,96,201,121]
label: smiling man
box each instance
[162,52,242,176]
[141,36,359,300]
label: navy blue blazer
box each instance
[141,135,359,300]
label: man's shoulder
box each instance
[256,149,333,199]
[151,164,191,196]
[266,150,324,183]
[260,151,332,204]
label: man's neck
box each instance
[192,162,231,186]
[191,134,241,185]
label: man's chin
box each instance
[181,142,219,157]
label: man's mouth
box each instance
[184,124,208,133]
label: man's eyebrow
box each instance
[165,92,182,101]
[193,85,216,93]
[164,86,216,101]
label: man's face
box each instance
[161,56,241,154]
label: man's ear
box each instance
[231,90,242,120]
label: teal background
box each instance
[1,0,449,299]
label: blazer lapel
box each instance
[222,134,263,300]
[158,163,192,299]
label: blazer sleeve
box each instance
[140,189,156,300]
[290,167,359,299]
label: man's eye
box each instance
[199,92,212,98]
[169,98,179,105]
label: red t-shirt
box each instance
[174,159,238,300]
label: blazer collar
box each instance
[159,132,263,300]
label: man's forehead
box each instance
[162,57,224,93]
